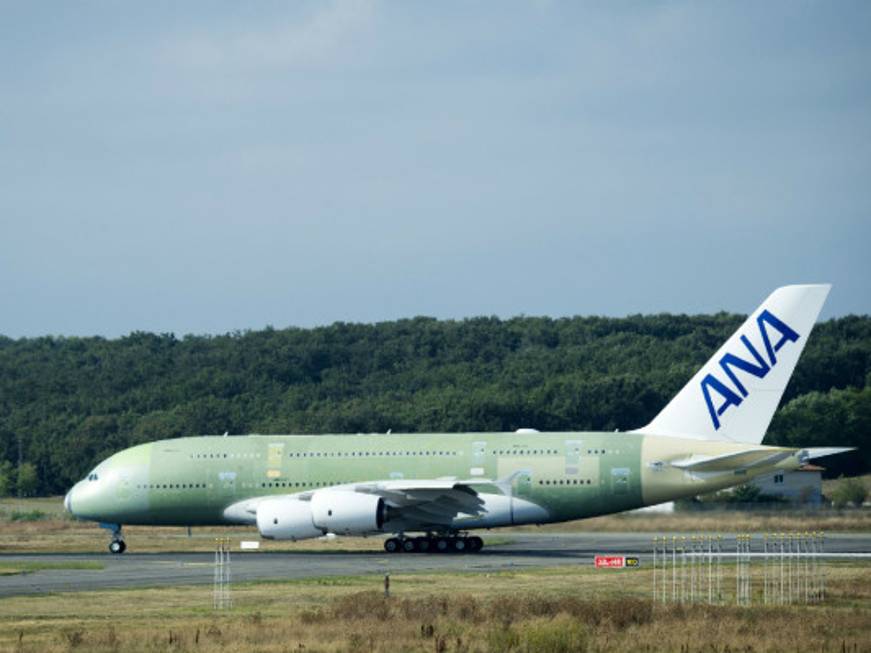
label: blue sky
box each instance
[1,1,869,337]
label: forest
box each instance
[0,313,869,495]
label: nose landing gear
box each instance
[100,522,126,554]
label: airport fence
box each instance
[651,532,825,606]
[213,537,232,610]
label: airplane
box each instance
[64,284,853,554]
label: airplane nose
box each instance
[64,489,73,514]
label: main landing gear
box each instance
[383,534,483,554]
[101,523,126,554]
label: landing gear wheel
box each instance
[452,538,467,553]
[468,536,484,552]
[435,538,450,553]
[402,538,416,553]
[101,523,126,554]
[384,537,401,553]
[414,537,430,553]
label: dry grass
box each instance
[516,509,871,534]
[0,497,397,553]
[0,518,511,555]
[0,517,386,554]
[0,562,869,652]
[2,497,869,556]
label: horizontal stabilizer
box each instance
[801,447,856,460]
[670,448,794,473]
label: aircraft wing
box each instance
[226,478,491,528]
[348,479,487,527]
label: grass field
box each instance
[0,561,868,652]
[0,561,104,576]
[2,496,870,652]
[1,496,869,555]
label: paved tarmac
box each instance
[1,532,869,598]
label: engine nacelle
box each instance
[310,490,385,535]
[256,497,323,541]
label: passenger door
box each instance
[564,439,583,477]
[471,441,487,477]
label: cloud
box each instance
[162,0,377,71]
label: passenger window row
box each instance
[290,451,459,458]
[538,479,593,486]
[260,481,349,488]
[182,449,610,459]
[490,449,559,455]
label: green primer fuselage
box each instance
[67,431,801,531]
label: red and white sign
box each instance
[594,555,639,568]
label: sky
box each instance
[1,1,870,338]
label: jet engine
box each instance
[256,497,322,541]
[310,490,386,535]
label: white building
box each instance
[750,464,823,505]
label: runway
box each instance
[1,532,869,598]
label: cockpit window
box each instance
[88,473,98,481]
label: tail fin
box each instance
[633,284,831,444]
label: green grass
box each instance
[0,561,104,576]
[821,472,871,499]
[0,496,68,517]
[7,510,49,522]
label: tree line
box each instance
[0,313,868,495]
